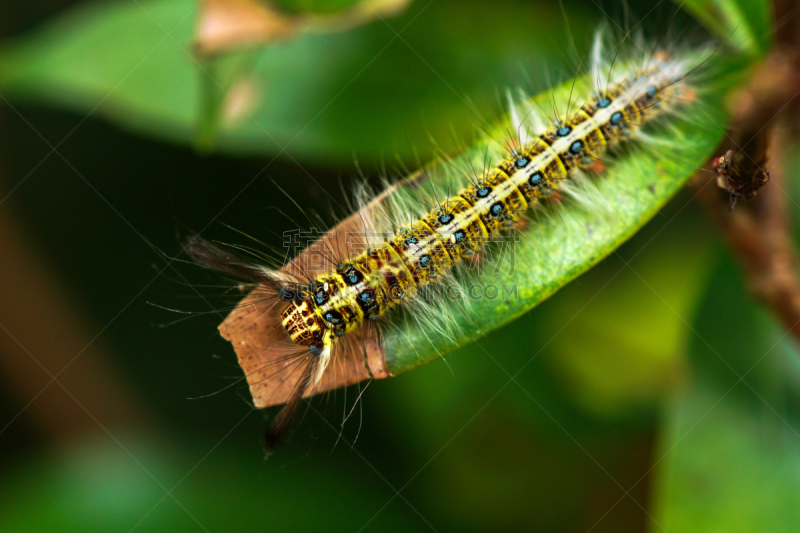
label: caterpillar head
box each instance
[279,299,324,350]
[279,297,335,388]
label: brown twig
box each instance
[690,0,800,343]
[692,128,800,340]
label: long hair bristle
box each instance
[265,355,318,451]
[186,235,279,287]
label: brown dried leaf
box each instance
[195,0,302,57]
[218,180,417,408]
[195,0,411,57]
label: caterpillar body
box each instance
[188,37,699,448]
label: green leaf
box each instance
[0,0,202,147]
[381,54,753,376]
[539,221,717,416]
[675,0,773,57]
[652,259,800,531]
[0,0,594,164]
[655,384,800,532]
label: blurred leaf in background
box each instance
[194,0,412,56]
[654,259,800,531]
[680,0,774,56]
[0,0,594,164]
[542,216,717,418]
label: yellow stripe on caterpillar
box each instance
[285,62,689,357]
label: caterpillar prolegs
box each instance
[189,35,700,448]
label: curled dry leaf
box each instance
[218,179,419,408]
[195,0,412,57]
[195,0,302,56]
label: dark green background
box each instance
[1,0,797,532]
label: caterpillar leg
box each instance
[311,329,335,387]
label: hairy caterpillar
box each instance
[188,31,704,449]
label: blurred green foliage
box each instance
[0,0,796,532]
[0,0,594,163]
[654,260,800,531]
[681,0,774,55]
